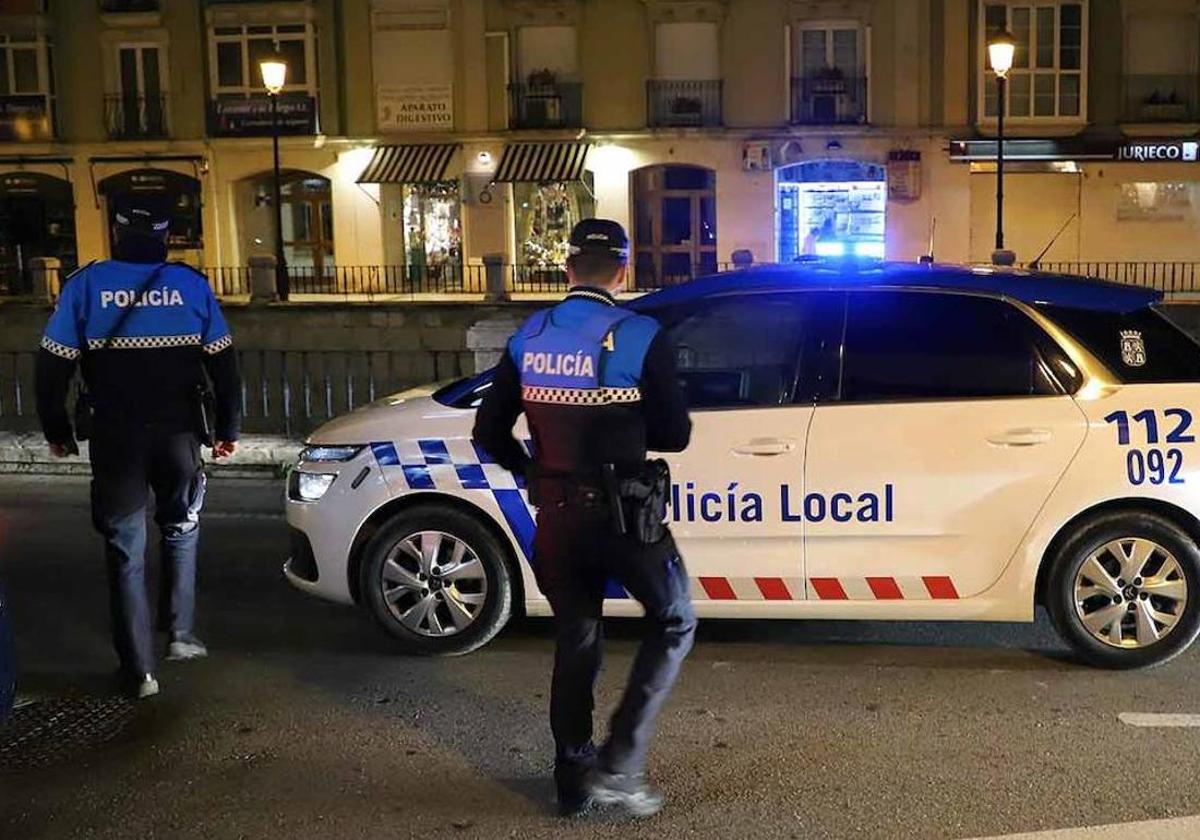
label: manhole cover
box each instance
[0,695,135,772]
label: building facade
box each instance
[1,0,1198,294]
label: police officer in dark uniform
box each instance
[473,219,695,818]
[35,195,242,700]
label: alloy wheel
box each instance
[1073,537,1188,649]
[379,531,488,637]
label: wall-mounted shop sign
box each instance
[951,137,1200,164]
[207,95,318,138]
[1116,141,1199,162]
[377,84,454,133]
[887,149,921,200]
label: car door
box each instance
[650,291,821,607]
[803,290,1088,602]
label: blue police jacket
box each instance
[36,260,241,442]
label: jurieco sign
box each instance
[1117,141,1200,162]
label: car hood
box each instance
[305,389,471,445]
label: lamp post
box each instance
[260,53,289,300]
[988,31,1016,266]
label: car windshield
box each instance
[1039,303,1200,383]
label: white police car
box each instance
[285,263,1200,669]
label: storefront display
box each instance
[402,181,462,287]
[0,171,78,294]
[778,160,886,262]
[514,179,595,266]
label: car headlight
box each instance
[299,445,364,463]
[293,472,337,502]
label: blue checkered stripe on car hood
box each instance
[369,438,628,600]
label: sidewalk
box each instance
[0,432,302,478]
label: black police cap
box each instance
[568,219,629,259]
[112,195,171,236]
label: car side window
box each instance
[839,291,1064,402]
[657,294,809,409]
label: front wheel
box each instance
[360,505,514,656]
[1046,511,1200,669]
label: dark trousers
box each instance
[89,423,206,677]
[532,488,697,795]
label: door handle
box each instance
[987,428,1052,447]
[732,437,797,457]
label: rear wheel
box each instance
[1046,511,1200,669]
[360,505,513,656]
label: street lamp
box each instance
[988,31,1016,266]
[260,53,290,300]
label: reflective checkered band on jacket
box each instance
[86,333,202,351]
[203,335,233,355]
[521,385,642,405]
[40,336,81,360]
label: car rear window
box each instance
[433,374,493,409]
[1039,305,1200,383]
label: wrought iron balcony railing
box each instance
[508,81,583,129]
[791,74,868,125]
[647,80,723,128]
[104,94,168,139]
[1122,74,1200,123]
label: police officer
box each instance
[473,219,695,818]
[35,195,242,700]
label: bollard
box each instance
[483,253,508,302]
[249,255,277,304]
[30,256,61,303]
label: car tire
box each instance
[1046,510,1200,669]
[360,505,514,656]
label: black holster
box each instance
[610,459,671,546]
[73,383,93,443]
[193,383,216,448]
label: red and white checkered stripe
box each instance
[690,576,960,601]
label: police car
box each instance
[285,263,1200,669]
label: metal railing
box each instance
[0,349,470,437]
[104,94,168,139]
[285,264,488,297]
[1122,75,1200,123]
[647,80,723,128]
[508,81,583,129]
[791,74,868,125]
[508,262,739,294]
[1030,261,1200,295]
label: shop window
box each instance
[633,165,717,289]
[981,2,1085,121]
[777,160,885,262]
[0,171,76,294]
[1117,182,1195,222]
[401,181,462,286]
[210,22,316,97]
[514,177,595,267]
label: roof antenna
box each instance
[919,216,936,264]
[1028,213,1076,270]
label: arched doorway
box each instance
[777,160,885,262]
[632,164,716,288]
[0,171,77,294]
[238,169,334,279]
[98,168,203,258]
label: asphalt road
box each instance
[2,476,1200,840]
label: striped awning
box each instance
[356,144,459,184]
[493,142,591,183]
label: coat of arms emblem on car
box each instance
[1120,330,1147,367]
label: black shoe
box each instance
[584,769,664,818]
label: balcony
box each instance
[791,73,867,125]
[1122,75,1200,123]
[647,80,722,128]
[105,94,168,139]
[99,0,159,10]
[508,79,582,130]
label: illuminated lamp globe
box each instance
[987,31,1016,78]
[260,55,288,95]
